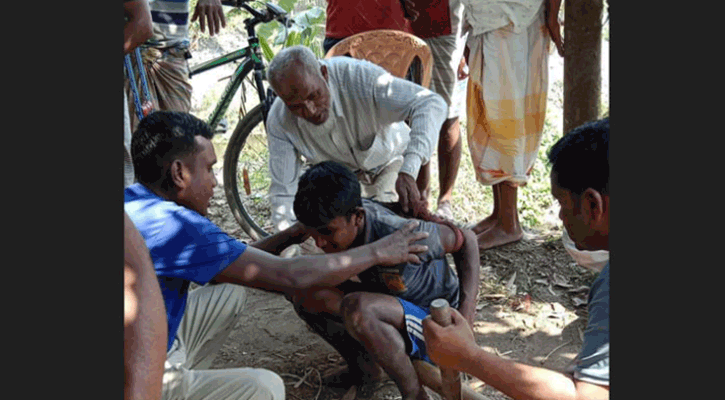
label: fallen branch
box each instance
[279,373,315,389]
[294,368,313,388]
[540,340,572,365]
[313,367,322,400]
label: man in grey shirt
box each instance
[423,118,610,400]
[265,46,447,232]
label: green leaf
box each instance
[306,7,325,23]
[285,31,302,48]
[258,35,276,63]
[274,24,299,46]
[277,0,297,13]
[256,20,279,42]
[292,7,325,29]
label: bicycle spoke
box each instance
[235,117,273,234]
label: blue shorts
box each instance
[397,298,433,364]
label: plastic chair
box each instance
[324,29,433,88]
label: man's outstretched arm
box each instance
[248,222,310,255]
[423,308,609,400]
[124,212,166,400]
[213,221,429,294]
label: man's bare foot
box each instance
[470,214,496,235]
[476,223,523,250]
[434,200,454,221]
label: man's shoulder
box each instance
[124,184,223,248]
[363,199,439,238]
[325,57,389,82]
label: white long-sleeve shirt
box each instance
[266,57,447,231]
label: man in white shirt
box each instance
[265,46,448,232]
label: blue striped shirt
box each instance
[148,0,190,48]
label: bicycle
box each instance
[187,0,292,240]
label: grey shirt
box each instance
[357,199,459,308]
[568,262,610,386]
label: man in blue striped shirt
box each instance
[125,0,227,130]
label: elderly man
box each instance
[423,118,610,400]
[265,45,448,232]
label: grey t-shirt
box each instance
[568,262,610,386]
[357,199,460,308]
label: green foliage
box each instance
[258,4,326,60]
[187,0,327,60]
[258,35,276,62]
[277,0,297,12]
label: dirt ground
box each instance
[204,184,600,400]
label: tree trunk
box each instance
[563,0,604,134]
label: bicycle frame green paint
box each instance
[188,47,261,130]
[249,42,262,64]
[189,48,250,77]
[211,58,256,130]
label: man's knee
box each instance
[178,367,285,400]
[246,369,285,400]
[188,283,247,331]
[210,283,247,315]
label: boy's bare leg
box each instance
[291,288,386,386]
[341,292,430,400]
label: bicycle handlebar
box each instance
[220,0,291,26]
[220,0,252,7]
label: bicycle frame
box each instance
[188,41,267,131]
[187,2,276,131]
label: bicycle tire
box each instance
[223,103,272,240]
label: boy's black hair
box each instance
[547,117,609,196]
[293,161,363,229]
[131,111,214,192]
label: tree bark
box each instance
[563,0,604,134]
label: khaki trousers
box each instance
[162,284,285,400]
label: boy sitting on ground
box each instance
[283,161,480,400]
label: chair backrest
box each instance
[324,30,433,88]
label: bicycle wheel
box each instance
[223,104,274,240]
